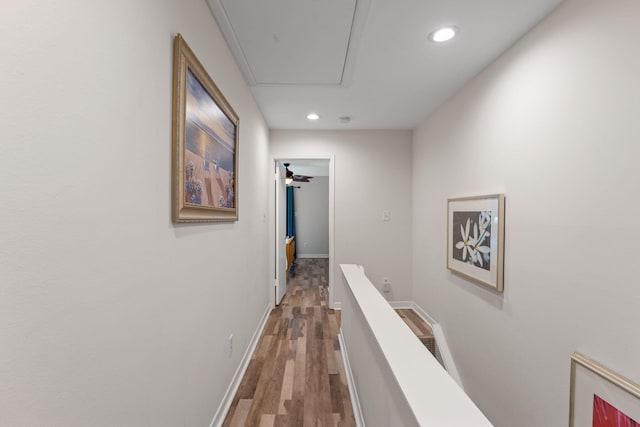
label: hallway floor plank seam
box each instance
[222,258,356,427]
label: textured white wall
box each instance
[0,1,270,425]
[412,1,640,426]
[295,177,329,257]
[270,130,413,302]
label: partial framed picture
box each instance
[570,352,640,427]
[172,33,239,222]
[447,194,505,292]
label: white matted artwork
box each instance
[447,194,505,292]
[570,352,640,427]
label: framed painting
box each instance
[172,33,239,222]
[447,194,505,292]
[570,352,640,426]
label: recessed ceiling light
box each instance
[429,26,458,43]
[307,113,320,120]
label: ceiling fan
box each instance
[283,163,313,183]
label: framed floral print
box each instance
[447,194,505,292]
[172,33,239,222]
[570,352,640,427]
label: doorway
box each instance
[272,156,335,309]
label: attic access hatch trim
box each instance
[207,0,371,87]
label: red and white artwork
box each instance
[594,395,639,427]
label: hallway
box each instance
[223,258,356,426]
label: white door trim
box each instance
[269,155,335,309]
[274,162,287,305]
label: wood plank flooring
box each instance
[223,258,356,427]
[395,308,436,356]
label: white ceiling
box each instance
[208,0,564,130]
[283,159,330,177]
[218,0,357,85]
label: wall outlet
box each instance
[382,210,391,222]
[228,334,233,357]
[382,277,391,293]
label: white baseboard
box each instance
[388,301,437,327]
[388,300,414,310]
[209,304,272,427]
[338,329,365,427]
[296,253,329,259]
[388,300,463,389]
[408,302,437,327]
[333,301,342,310]
[431,323,463,389]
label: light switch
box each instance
[382,210,390,222]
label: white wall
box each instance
[412,1,640,426]
[270,130,413,303]
[340,264,494,427]
[340,267,421,427]
[295,177,329,257]
[0,1,269,426]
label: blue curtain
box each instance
[286,186,296,241]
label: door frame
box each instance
[269,155,335,309]
[274,161,287,305]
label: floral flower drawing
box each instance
[453,211,492,271]
[185,161,203,205]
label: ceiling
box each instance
[208,0,563,130]
[283,159,330,178]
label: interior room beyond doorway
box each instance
[274,158,333,308]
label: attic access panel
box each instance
[220,0,356,85]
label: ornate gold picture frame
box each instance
[172,33,239,222]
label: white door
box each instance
[275,162,288,305]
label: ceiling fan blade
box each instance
[292,174,313,180]
[293,177,310,182]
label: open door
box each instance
[274,162,287,305]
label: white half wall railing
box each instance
[339,264,493,427]
[387,300,463,388]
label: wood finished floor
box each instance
[223,258,356,427]
[395,308,436,356]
